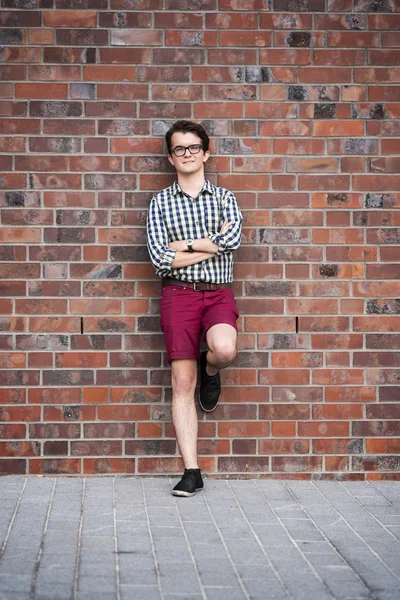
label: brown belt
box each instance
[162,278,232,292]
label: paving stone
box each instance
[2,479,399,600]
[120,586,161,600]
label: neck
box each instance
[177,171,206,196]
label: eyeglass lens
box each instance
[173,145,202,157]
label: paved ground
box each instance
[0,478,399,600]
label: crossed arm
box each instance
[168,221,233,269]
[146,193,243,277]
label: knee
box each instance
[172,373,196,398]
[212,344,237,367]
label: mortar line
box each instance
[29,477,57,600]
[201,481,251,600]
[283,481,376,599]
[73,478,86,600]
[338,481,400,544]
[171,480,207,600]
[0,477,28,559]
[112,478,121,600]
[227,480,295,600]
[368,481,400,511]
[312,481,400,584]
[256,480,335,600]
[141,479,164,600]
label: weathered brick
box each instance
[0,2,398,478]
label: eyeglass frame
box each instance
[170,144,204,157]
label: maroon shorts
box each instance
[160,285,239,362]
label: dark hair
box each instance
[165,120,210,155]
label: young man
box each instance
[146,120,243,497]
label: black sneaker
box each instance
[199,350,221,412]
[172,468,203,497]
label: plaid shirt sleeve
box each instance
[146,196,176,277]
[208,192,243,256]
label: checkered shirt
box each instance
[146,179,243,284]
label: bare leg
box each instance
[171,358,198,469]
[205,323,238,376]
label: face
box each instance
[168,131,210,176]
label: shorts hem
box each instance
[168,354,200,364]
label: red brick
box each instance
[287,298,339,315]
[232,439,256,455]
[218,456,270,473]
[328,31,379,47]
[16,83,68,99]
[44,11,97,27]
[166,30,217,46]
[207,12,258,28]
[313,369,364,385]
[30,459,81,475]
[313,404,363,420]
[260,404,310,420]
[155,12,203,28]
[311,334,363,349]
[356,68,400,84]
[299,421,350,437]
[272,457,323,472]
[313,438,364,454]
[382,32,400,48]
[220,30,271,47]
[286,264,309,279]
[207,49,257,65]
[368,15,400,30]
[322,355,348,370]
[259,439,309,454]
[271,352,322,368]
[259,121,310,137]
[340,299,365,315]
[352,421,400,437]
[354,317,400,332]
[366,439,400,454]
[259,370,310,385]
[84,458,135,474]
[271,422,296,437]
[260,49,311,65]
[325,457,350,471]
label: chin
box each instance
[180,163,202,174]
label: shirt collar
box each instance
[171,179,213,197]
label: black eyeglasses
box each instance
[171,144,203,157]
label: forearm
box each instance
[171,251,214,269]
[192,238,219,254]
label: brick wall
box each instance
[1,0,399,479]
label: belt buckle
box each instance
[193,282,200,291]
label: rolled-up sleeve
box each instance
[146,197,176,277]
[208,192,243,256]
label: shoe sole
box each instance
[172,487,203,497]
[199,394,219,412]
[198,391,219,412]
[172,490,196,497]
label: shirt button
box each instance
[195,221,199,225]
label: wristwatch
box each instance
[186,238,194,253]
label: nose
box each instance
[183,147,191,156]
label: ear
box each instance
[203,150,210,163]
[167,154,174,166]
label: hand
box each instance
[168,240,189,252]
[220,221,233,233]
